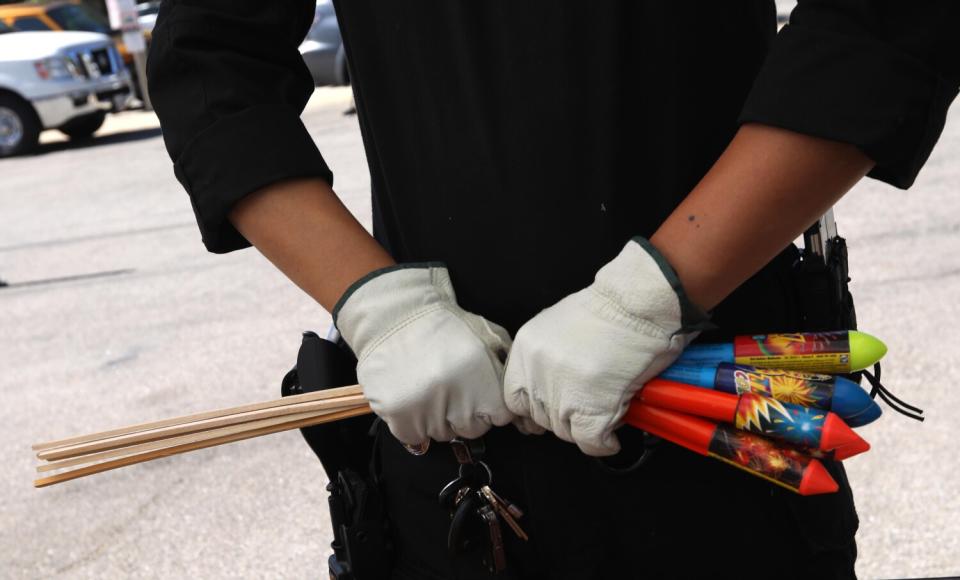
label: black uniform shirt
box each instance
[149,1,959,334]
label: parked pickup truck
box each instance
[0,23,133,157]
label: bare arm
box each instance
[229,177,394,312]
[232,124,873,315]
[650,123,874,311]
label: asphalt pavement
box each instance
[1,86,958,579]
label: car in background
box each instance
[299,0,349,86]
[0,2,148,69]
[0,24,133,157]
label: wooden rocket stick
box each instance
[32,384,364,452]
[37,393,368,461]
[34,404,373,488]
[36,403,362,473]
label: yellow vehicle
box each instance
[0,2,148,67]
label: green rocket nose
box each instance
[847,331,887,371]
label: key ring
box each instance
[458,460,493,487]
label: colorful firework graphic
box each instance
[734,392,827,448]
[721,364,835,409]
[734,332,852,373]
[708,424,810,489]
[747,332,849,357]
[734,392,792,432]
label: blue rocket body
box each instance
[659,362,882,427]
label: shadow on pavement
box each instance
[31,127,163,156]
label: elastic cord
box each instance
[861,363,925,422]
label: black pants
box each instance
[378,424,857,580]
[376,247,859,580]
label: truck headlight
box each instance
[34,57,82,81]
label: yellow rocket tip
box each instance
[848,330,887,371]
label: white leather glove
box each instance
[503,238,711,456]
[334,264,514,445]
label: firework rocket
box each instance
[637,379,870,459]
[624,403,839,496]
[674,330,886,374]
[658,362,882,427]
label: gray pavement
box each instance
[1,86,958,579]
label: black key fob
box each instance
[447,491,482,555]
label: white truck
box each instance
[0,23,133,157]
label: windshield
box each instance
[11,16,51,31]
[47,5,111,34]
[0,21,14,35]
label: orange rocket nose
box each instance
[831,436,872,461]
[798,458,840,495]
[820,413,870,456]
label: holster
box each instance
[794,233,857,333]
[280,332,394,580]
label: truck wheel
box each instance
[59,111,106,140]
[0,95,41,158]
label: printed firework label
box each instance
[733,392,827,449]
[733,332,851,373]
[714,363,836,410]
[708,424,809,491]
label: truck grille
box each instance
[68,46,116,79]
[90,48,113,76]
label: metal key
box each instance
[484,485,524,520]
[480,485,528,541]
[438,475,469,509]
[477,504,507,573]
[453,486,472,507]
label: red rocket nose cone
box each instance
[820,413,867,452]
[799,459,840,496]
[832,437,872,461]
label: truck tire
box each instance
[59,111,106,141]
[0,94,41,158]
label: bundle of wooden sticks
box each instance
[32,385,372,488]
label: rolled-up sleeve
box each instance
[740,1,960,189]
[148,0,332,253]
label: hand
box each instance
[334,264,514,445]
[503,238,709,456]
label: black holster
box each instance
[280,332,393,580]
[794,234,857,333]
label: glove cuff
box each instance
[332,262,451,358]
[594,238,713,335]
[629,237,714,333]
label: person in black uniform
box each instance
[148,2,958,578]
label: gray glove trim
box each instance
[629,237,715,334]
[332,261,446,324]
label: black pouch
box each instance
[793,227,857,334]
[281,331,394,580]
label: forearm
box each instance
[229,177,395,312]
[650,123,874,311]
